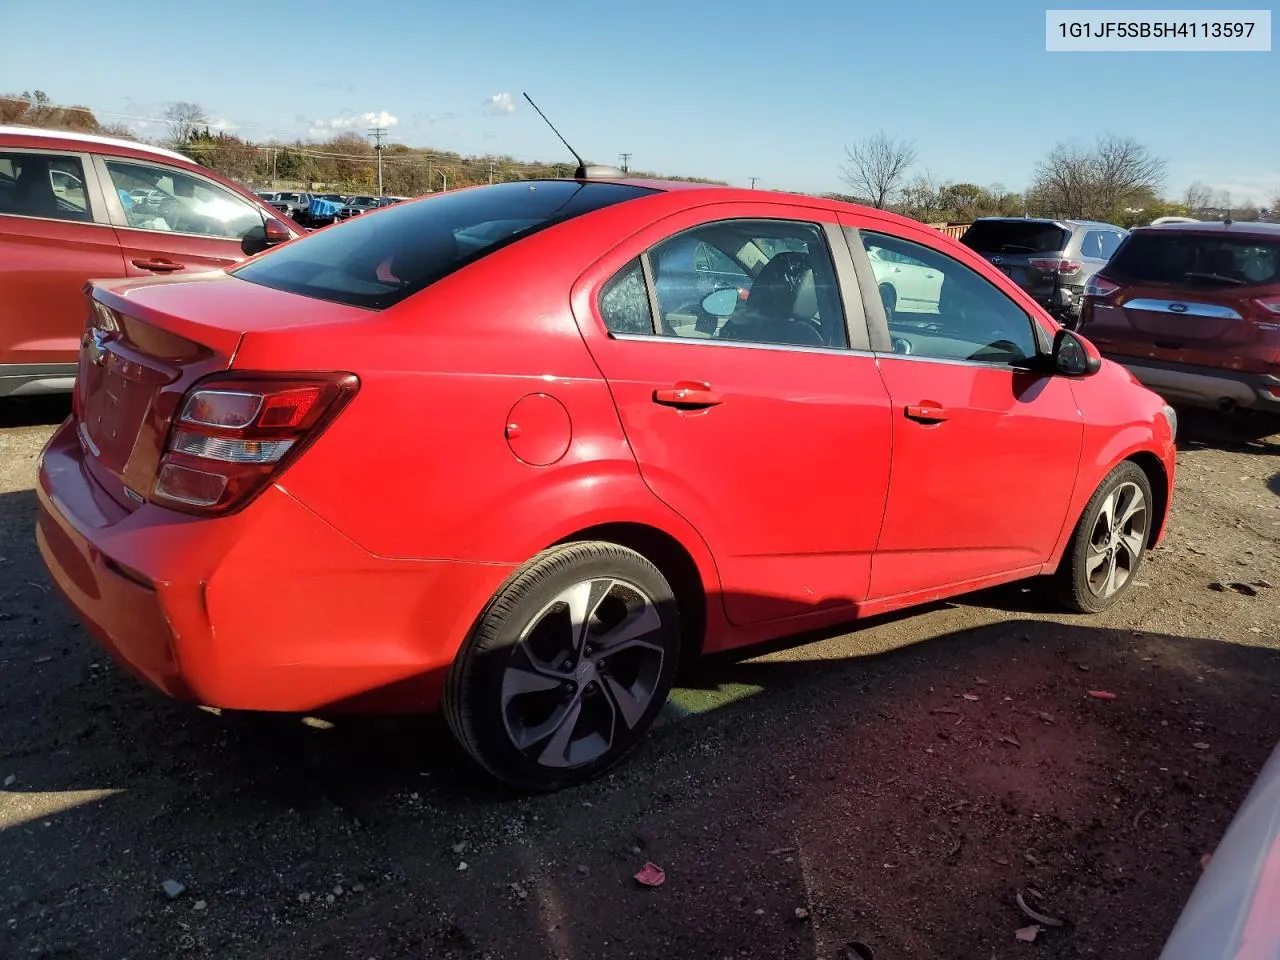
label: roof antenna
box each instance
[522,92,624,180]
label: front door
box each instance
[94,155,268,277]
[848,224,1085,600]
[573,206,893,627]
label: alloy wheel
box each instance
[500,578,667,769]
[1084,480,1148,599]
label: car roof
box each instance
[0,124,193,163]
[969,216,1123,229]
[1131,219,1280,238]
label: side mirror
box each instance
[701,287,739,318]
[264,218,292,245]
[1053,328,1102,377]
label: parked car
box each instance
[299,194,350,228]
[36,178,1176,790]
[1159,740,1280,958]
[959,217,1128,327]
[268,191,312,220]
[0,125,300,398]
[335,196,380,220]
[1078,220,1280,439]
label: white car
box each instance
[866,242,943,316]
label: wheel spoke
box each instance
[1085,546,1109,577]
[1104,552,1120,597]
[1118,488,1146,528]
[601,674,649,730]
[501,663,564,701]
[1119,530,1145,564]
[1097,489,1118,532]
[534,698,585,766]
[561,578,615,654]
[595,603,664,656]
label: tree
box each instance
[898,172,946,222]
[1183,181,1213,214]
[165,101,207,148]
[839,132,917,209]
[1029,135,1166,221]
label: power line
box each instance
[368,126,387,196]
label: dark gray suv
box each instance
[959,217,1127,327]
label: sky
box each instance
[1,0,1276,202]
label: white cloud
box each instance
[485,92,516,116]
[207,118,235,132]
[308,110,399,137]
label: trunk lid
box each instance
[75,273,363,510]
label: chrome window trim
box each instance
[608,332,872,358]
[608,331,1029,370]
[1123,298,1243,320]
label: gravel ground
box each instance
[1,396,1278,960]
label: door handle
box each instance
[904,402,949,423]
[653,381,724,409]
[131,258,184,272]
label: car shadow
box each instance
[0,395,72,429]
[3,486,1279,959]
[1174,406,1280,454]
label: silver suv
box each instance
[959,217,1127,327]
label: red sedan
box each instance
[36,177,1177,789]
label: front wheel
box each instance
[1053,461,1153,614]
[443,542,681,791]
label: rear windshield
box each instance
[1108,232,1280,287]
[960,220,1070,255]
[233,180,657,309]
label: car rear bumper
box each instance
[36,419,512,713]
[1103,356,1280,414]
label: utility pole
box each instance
[271,148,277,186]
[749,177,759,189]
[426,154,433,193]
[439,170,448,192]
[368,126,387,196]
[618,152,631,173]
[488,157,495,185]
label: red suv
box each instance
[1079,221,1280,439]
[0,126,299,399]
[35,178,1176,789]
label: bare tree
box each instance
[1212,189,1232,212]
[1090,135,1167,215]
[899,171,945,222]
[1183,181,1213,214]
[1030,135,1165,220]
[840,132,917,209]
[165,101,207,147]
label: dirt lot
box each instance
[1,397,1277,960]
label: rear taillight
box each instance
[152,374,358,515]
[1028,258,1082,275]
[1085,275,1121,298]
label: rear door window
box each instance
[233,180,658,309]
[960,220,1069,255]
[1109,233,1280,287]
[0,151,93,223]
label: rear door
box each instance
[571,202,894,627]
[93,155,273,276]
[1085,230,1280,372]
[0,147,126,368]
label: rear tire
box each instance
[442,542,681,791]
[1053,460,1153,614]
